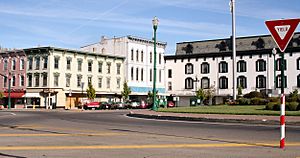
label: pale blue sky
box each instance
[0,0,299,54]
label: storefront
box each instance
[2,90,25,109]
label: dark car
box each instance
[83,102,100,110]
[98,102,112,109]
[111,102,127,109]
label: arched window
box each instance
[201,77,210,89]
[237,76,247,89]
[237,60,247,72]
[219,76,228,89]
[219,61,228,73]
[201,62,209,74]
[256,75,266,88]
[185,63,193,74]
[185,77,194,89]
[256,59,266,72]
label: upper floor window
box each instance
[159,70,162,83]
[185,77,194,89]
[54,57,59,69]
[35,57,40,70]
[256,75,266,88]
[131,49,134,61]
[201,62,210,74]
[106,77,111,89]
[237,76,247,89]
[237,60,247,72]
[168,69,172,78]
[201,77,210,89]
[256,59,266,72]
[141,51,144,62]
[98,62,103,73]
[20,58,25,70]
[3,60,8,71]
[12,59,16,70]
[117,78,121,89]
[20,75,25,87]
[276,58,287,71]
[27,74,32,87]
[3,77,7,87]
[88,76,92,85]
[77,75,82,87]
[219,76,228,89]
[185,63,193,74]
[88,61,93,72]
[141,68,144,81]
[66,58,71,70]
[136,68,139,81]
[28,58,33,70]
[43,57,48,69]
[42,73,47,87]
[66,75,71,87]
[150,52,153,63]
[136,50,139,61]
[107,63,111,74]
[150,69,152,82]
[98,77,102,88]
[54,74,59,87]
[116,63,121,75]
[168,82,172,91]
[35,74,39,87]
[12,75,16,87]
[219,61,228,73]
[77,60,82,71]
[131,67,134,81]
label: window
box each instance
[150,52,152,63]
[201,77,210,89]
[297,75,300,88]
[43,57,48,69]
[66,75,71,87]
[54,75,59,87]
[276,75,287,88]
[88,77,92,85]
[219,61,228,73]
[159,70,162,83]
[12,59,16,70]
[136,68,139,81]
[136,50,139,61]
[77,75,82,87]
[98,78,102,88]
[98,62,103,73]
[77,60,82,71]
[185,77,194,89]
[168,82,172,91]
[28,58,32,70]
[54,57,59,69]
[219,76,228,89]
[88,61,92,72]
[237,76,247,89]
[116,63,121,75]
[42,74,47,87]
[35,74,39,87]
[256,59,266,72]
[117,78,121,89]
[185,63,193,74]
[20,75,25,86]
[150,69,152,82]
[141,68,144,81]
[106,77,110,89]
[12,76,16,86]
[27,74,32,87]
[66,58,71,70]
[256,75,266,88]
[131,49,134,61]
[201,62,210,74]
[20,59,25,70]
[276,58,287,71]
[131,67,134,81]
[159,54,161,64]
[237,60,247,72]
[168,69,172,78]
[297,58,300,70]
[141,51,144,62]
[107,63,111,74]
[3,77,7,87]
[35,57,40,70]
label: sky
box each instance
[0,0,300,54]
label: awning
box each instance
[3,92,25,98]
[23,93,40,98]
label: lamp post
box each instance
[230,0,237,100]
[0,73,11,109]
[152,16,159,111]
[272,48,277,90]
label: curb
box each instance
[127,113,300,126]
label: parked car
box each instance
[138,100,148,109]
[167,101,175,108]
[83,102,100,110]
[129,101,140,109]
[111,102,127,109]
[98,102,112,110]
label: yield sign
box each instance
[265,18,300,52]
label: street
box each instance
[0,110,299,158]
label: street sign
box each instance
[265,18,300,52]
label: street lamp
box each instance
[272,48,277,90]
[230,0,237,100]
[0,73,11,109]
[152,16,159,111]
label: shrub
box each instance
[286,102,299,111]
[250,97,268,105]
[244,91,263,99]
[237,98,250,105]
[265,102,280,110]
[268,97,280,103]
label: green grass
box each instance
[158,105,300,116]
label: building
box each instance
[0,50,26,108]
[23,47,125,109]
[81,35,167,101]
[165,32,300,106]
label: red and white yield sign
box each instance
[265,18,300,52]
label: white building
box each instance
[165,33,300,106]
[81,36,167,100]
[24,47,125,109]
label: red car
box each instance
[83,102,100,110]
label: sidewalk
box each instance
[127,110,300,126]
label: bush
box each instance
[250,97,268,105]
[268,97,280,103]
[237,98,250,105]
[265,102,280,110]
[244,91,263,99]
[286,102,299,111]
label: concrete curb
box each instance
[127,113,300,126]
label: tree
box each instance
[0,92,3,99]
[195,85,216,105]
[238,85,243,96]
[121,81,131,101]
[205,85,216,105]
[86,83,96,100]
[196,88,206,102]
[147,90,158,103]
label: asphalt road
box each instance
[0,110,299,158]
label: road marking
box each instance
[0,143,300,150]
[0,133,125,137]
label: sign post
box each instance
[265,18,300,149]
